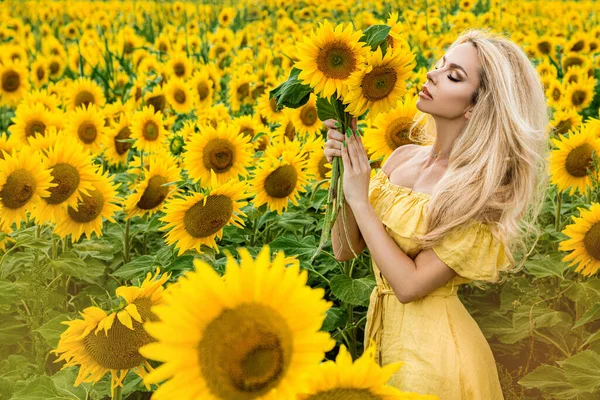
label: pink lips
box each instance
[419,86,433,100]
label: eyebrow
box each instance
[442,55,469,79]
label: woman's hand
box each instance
[322,118,371,208]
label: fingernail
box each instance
[343,140,347,148]
[346,127,352,138]
[334,121,341,128]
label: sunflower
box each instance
[0,60,30,107]
[545,80,566,109]
[130,106,168,154]
[343,45,415,119]
[559,203,600,277]
[548,123,600,197]
[28,140,99,225]
[297,341,437,399]
[256,91,286,124]
[563,75,597,112]
[64,104,106,154]
[139,244,335,399]
[0,134,13,160]
[163,77,196,114]
[53,269,171,397]
[103,114,133,166]
[0,219,14,252]
[189,69,214,109]
[228,72,257,112]
[124,152,182,219]
[26,126,64,155]
[273,112,299,142]
[159,173,248,256]
[144,85,167,114]
[183,121,253,186]
[362,94,424,164]
[47,54,66,80]
[295,20,370,99]
[166,52,193,81]
[249,149,310,215]
[289,93,323,136]
[30,57,49,88]
[8,102,57,146]
[65,77,106,111]
[218,6,236,27]
[305,136,332,185]
[549,106,583,136]
[384,12,411,56]
[53,169,120,241]
[0,148,56,226]
[21,88,61,112]
[232,114,268,142]
[561,52,589,74]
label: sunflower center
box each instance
[198,303,292,399]
[174,63,185,77]
[26,120,46,138]
[174,89,186,104]
[75,91,95,109]
[202,138,235,172]
[2,70,20,92]
[137,175,169,210]
[571,40,585,52]
[143,120,160,141]
[563,57,582,70]
[237,83,250,99]
[147,94,166,113]
[305,388,382,400]
[555,119,572,135]
[318,155,330,179]
[83,301,154,370]
[317,41,357,80]
[197,81,209,100]
[583,222,600,261]
[67,188,104,223]
[240,127,254,138]
[49,61,60,75]
[300,105,318,126]
[565,143,595,178]
[385,35,394,49]
[78,123,97,144]
[538,41,551,54]
[183,194,233,238]
[264,165,297,199]
[115,126,132,155]
[571,90,587,107]
[46,163,80,205]
[36,66,45,81]
[552,88,561,102]
[361,66,397,101]
[385,117,414,149]
[284,121,295,141]
[0,169,36,209]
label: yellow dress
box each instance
[364,169,510,400]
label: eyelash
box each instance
[434,66,460,82]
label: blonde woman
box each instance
[323,29,550,399]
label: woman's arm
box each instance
[331,200,366,261]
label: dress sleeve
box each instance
[430,221,510,283]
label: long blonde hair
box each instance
[409,28,551,283]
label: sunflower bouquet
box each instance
[269,17,415,261]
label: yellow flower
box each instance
[139,245,335,399]
[8,102,58,146]
[290,93,323,136]
[559,203,600,277]
[0,60,30,107]
[295,20,370,98]
[163,77,196,114]
[64,77,106,111]
[64,104,107,154]
[130,106,168,154]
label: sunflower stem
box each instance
[555,189,562,232]
[123,218,131,263]
[112,385,122,400]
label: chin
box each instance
[415,100,429,114]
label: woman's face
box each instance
[416,42,482,120]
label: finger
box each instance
[323,119,340,129]
[341,141,354,173]
[348,135,363,170]
[356,135,370,165]
[327,129,345,142]
[324,148,341,161]
[326,139,342,151]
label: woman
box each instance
[323,29,550,399]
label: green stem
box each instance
[112,385,122,400]
[347,304,357,360]
[123,219,131,263]
[555,189,562,232]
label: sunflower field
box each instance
[0,0,599,399]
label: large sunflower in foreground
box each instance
[139,245,335,400]
[249,149,309,215]
[124,152,182,219]
[64,103,107,155]
[295,20,370,99]
[28,140,99,225]
[53,269,171,397]
[548,123,600,197]
[362,94,425,164]
[53,169,121,241]
[183,122,254,187]
[160,172,248,256]
[559,202,600,277]
[130,106,168,154]
[343,45,415,119]
[297,341,438,400]
[0,148,56,226]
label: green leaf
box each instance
[518,364,582,397]
[321,307,347,332]
[269,235,318,261]
[0,355,37,380]
[524,254,570,279]
[11,375,79,400]
[573,303,600,329]
[269,67,312,110]
[72,240,116,261]
[48,252,97,281]
[557,350,600,392]
[50,368,87,400]
[359,24,391,51]
[316,96,338,122]
[0,315,28,345]
[0,377,15,399]
[33,314,69,348]
[0,280,18,306]
[329,274,376,307]
[111,255,156,280]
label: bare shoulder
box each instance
[384,144,430,172]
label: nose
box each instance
[425,70,435,84]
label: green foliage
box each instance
[269,67,313,111]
